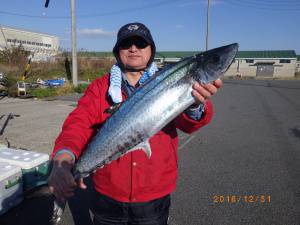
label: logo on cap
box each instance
[127,25,139,31]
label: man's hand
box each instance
[191,79,222,104]
[48,153,86,202]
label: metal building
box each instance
[296,55,300,73]
[226,50,297,78]
[0,25,59,61]
[154,50,297,78]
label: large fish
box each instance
[49,43,238,224]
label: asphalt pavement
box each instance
[170,79,300,225]
[0,79,299,225]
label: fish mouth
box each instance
[210,43,238,72]
[193,43,239,83]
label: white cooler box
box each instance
[0,161,23,215]
[0,148,50,192]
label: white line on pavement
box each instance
[179,135,195,150]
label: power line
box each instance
[234,0,300,6]
[78,0,179,18]
[239,0,300,3]
[225,0,300,11]
[0,10,63,19]
[0,0,179,19]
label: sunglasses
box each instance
[119,37,149,50]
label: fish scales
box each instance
[75,60,192,176]
[74,43,238,178]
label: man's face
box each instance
[119,36,152,70]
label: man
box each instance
[48,22,222,225]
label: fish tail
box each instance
[50,198,66,225]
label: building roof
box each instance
[155,50,297,59]
[155,51,199,58]
[0,24,58,38]
[77,50,297,59]
[236,50,296,59]
[78,51,199,58]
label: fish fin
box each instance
[128,140,152,158]
[104,103,122,114]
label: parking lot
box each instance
[0,79,300,225]
[0,96,79,153]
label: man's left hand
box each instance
[191,79,222,105]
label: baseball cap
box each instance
[113,22,156,69]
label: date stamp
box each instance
[213,195,271,204]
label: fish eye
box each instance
[196,54,205,63]
[212,54,220,63]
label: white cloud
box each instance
[78,28,116,38]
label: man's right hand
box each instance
[48,153,86,201]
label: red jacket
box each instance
[53,74,213,202]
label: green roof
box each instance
[74,50,297,59]
[155,51,199,58]
[297,55,300,60]
[156,50,297,59]
[236,50,296,58]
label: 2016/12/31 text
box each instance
[213,195,271,204]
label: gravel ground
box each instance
[0,97,76,154]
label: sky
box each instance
[0,0,299,53]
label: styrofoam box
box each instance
[0,161,23,215]
[0,148,50,191]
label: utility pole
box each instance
[71,0,78,86]
[205,0,210,51]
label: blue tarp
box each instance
[46,79,65,87]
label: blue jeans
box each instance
[91,192,170,225]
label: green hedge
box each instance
[28,88,57,98]
[74,83,89,93]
